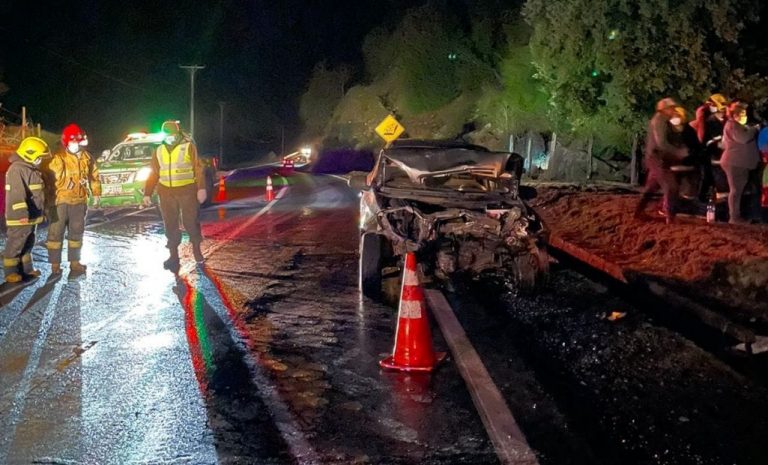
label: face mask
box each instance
[67,141,81,153]
[737,116,748,125]
[164,135,178,146]
[33,158,42,166]
[709,106,718,113]
[669,117,682,126]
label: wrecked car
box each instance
[350,139,548,298]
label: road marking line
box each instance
[182,183,289,274]
[424,289,540,465]
[0,279,65,463]
[195,271,321,465]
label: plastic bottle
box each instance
[706,190,716,223]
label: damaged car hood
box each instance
[383,148,514,184]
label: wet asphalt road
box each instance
[3,165,768,465]
[0,167,497,465]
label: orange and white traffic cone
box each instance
[380,252,446,372]
[266,175,275,201]
[215,175,227,202]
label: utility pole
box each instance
[21,106,26,138]
[179,65,205,138]
[218,101,225,168]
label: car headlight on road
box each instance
[134,166,153,182]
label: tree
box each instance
[523,0,760,148]
[299,62,354,138]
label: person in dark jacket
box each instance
[721,102,761,223]
[692,94,728,200]
[635,98,688,223]
[3,137,50,283]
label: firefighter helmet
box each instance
[16,137,51,164]
[707,94,728,111]
[62,123,87,146]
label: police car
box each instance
[97,131,216,207]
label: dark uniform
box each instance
[635,108,688,221]
[3,153,45,280]
[143,129,206,271]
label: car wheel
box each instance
[360,232,383,299]
[511,248,549,291]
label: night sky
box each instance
[0,0,420,156]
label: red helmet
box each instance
[62,123,87,146]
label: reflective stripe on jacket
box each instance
[157,142,195,187]
[43,149,102,205]
[4,154,45,226]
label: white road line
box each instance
[0,279,65,463]
[195,272,321,465]
[424,289,540,465]
[179,181,290,276]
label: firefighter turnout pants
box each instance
[3,225,37,277]
[47,203,87,264]
[157,184,202,252]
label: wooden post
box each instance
[586,135,594,180]
[525,135,533,176]
[545,132,556,171]
[21,106,26,138]
[37,123,42,137]
[630,134,639,185]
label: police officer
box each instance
[44,124,101,275]
[3,137,49,283]
[142,120,207,272]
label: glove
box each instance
[92,196,101,208]
[197,189,207,204]
[142,196,152,207]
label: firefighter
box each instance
[3,137,49,283]
[142,120,207,273]
[44,123,101,275]
[691,93,728,200]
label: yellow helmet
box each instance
[707,94,728,111]
[16,137,51,165]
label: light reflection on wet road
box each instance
[0,169,498,465]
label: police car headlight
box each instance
[134,166,152,182]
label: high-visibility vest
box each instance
[157,142,195,187]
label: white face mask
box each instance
[164,135,178,146]
[669,117,682,126]
[33,158,42,166]
[738,115,748,125]
[709,106,718,113]
[67,141,81,154]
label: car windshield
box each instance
[109,143,156,162]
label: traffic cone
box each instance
[266,175,275,201]
[380,252,446,372]
[215,175,227,202]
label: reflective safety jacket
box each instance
[44,149,102,205]
[143,141,205,195]
[4,154,45,227]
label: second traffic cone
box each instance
[380,252,446,372]
[215,175,227,202]
[265,175,275,201]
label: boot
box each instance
[70,261,87,275]
[25,269,41,278]
[51,263,62,274]
[5,273,22,284]
[163,250,180,273]
[192,244,205,264]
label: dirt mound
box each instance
[534,188,768,324]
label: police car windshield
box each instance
[110,143,156,162]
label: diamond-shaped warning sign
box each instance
[374,115,405,143]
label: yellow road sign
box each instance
[375,115,405,143]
